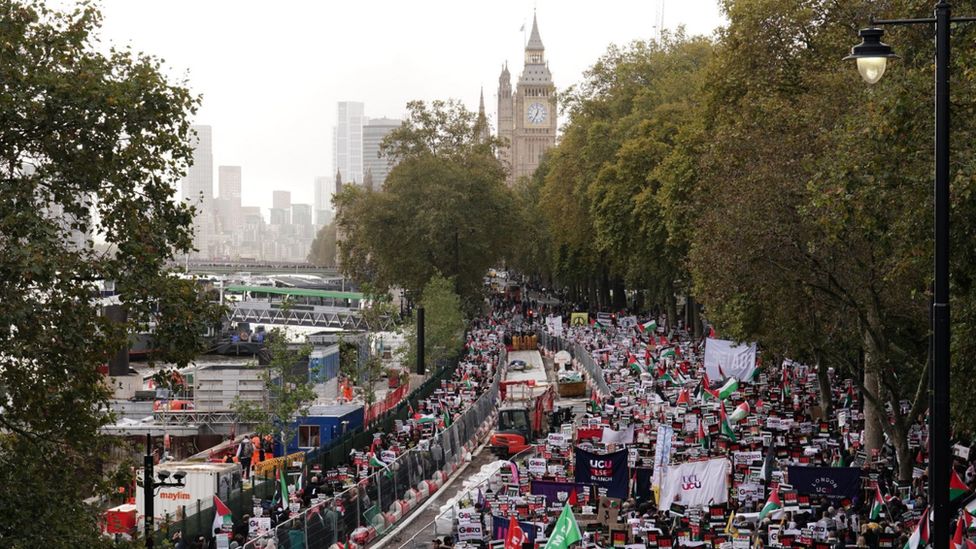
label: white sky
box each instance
[94,0,727,209]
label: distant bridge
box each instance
[176,260,340,276]
[223,285,393,331]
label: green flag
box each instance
[544,504,582,549]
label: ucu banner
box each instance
[657,457,730,511]
[681,473,703,491]
[574,447,630,499]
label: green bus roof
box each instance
[224,284,364,300]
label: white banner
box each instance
[704,338,757,381]
[601,425,635,445]
[546,315,564,336]
[652,425,674,489]
[618,316,638,329]
[658,458,730,511]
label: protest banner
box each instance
[574,448,630,499]
[787,466,862,501]
[704,338,757,381]
[658,458,730,511]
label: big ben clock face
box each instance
[527,102,548,124]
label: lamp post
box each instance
[141,433,186,548]
[845,3,976,546]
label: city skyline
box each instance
[96,0,726,208]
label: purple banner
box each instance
[530,480,584,507]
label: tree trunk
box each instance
[688,294,702,340]
[894,426,914,482]
[611,278,627,310]
[862,326,885,456]
[816,356,832,416]
[588,277,598,311]
[599,267,611,310]
[666,288,678,331]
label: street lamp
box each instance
[843,28,899,84]
[140,433,187,548]
[845,3,976,546]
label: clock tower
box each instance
[497,13,556,185]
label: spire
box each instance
[526,12,544,52]
[475,87,490,143]
[334,169,343,194]
[363,168,374,192]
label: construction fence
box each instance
[241,348,505,549]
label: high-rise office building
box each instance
[313,175,333,226]
[269,208,289,226]
[272,190,292,211]
[180,125,214,256]
[216,165,242,235]
[291,204,313,226]
[333,102,365,184]
[363,118,401,188]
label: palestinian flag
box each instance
[717,378,739,400]
[953,508,973,549]
[676,389,690,406]
[660,347,676,360]
[442,409,452,428]
[952,469,971,501]
[627,353,641,373]
[758,486,782,522]
[869,485,884,520]
[272,467,289,507]
[728,401,750,423]
[904,508,929,549]
[698,419,710,450]
[589,318,605,330]
[638,320,657,333]
[212,495,233,533]
[843,385,855,408]
[719,401,736,442]
[369,453,387,469]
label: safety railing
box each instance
[240,350,505,549]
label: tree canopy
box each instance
[0,0,221,544]
[334,99,516,307]
[510,2,976,480]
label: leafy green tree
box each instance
[307,222,338,267]
[0,1,220,545]
[538,31,712,314]
[401,274,465,374]
[231,327,316,453]
[687,0,976,480]
[335,100,515,308]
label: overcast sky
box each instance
[95,0,727,208]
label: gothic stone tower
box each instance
[497,63,514,176]
[510,13,556,184]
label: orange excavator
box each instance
[490,378,556,457]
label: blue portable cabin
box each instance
[280,403,364,455]
[309,344,341,383]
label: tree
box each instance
[401,274,465,374]
[537,32,713,314]
[335,100,516,308]
[687,0,976,480]
[307,222,338,267]
[0,1,221,545]
[231,326,316,453]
